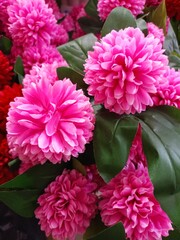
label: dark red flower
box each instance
[166,0,180,20]
[0,83,22,133]
[0,50,13,89]
[0,135,16,184]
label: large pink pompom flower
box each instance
[97,0,146,20]
[84,27,168,115]
[99,125,173,240]
[7,0,57,47]
[152,67,180,108]
[7,78,95,165]
[35,169,97,240]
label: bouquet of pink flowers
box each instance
[0,0,180,239]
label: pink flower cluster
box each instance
[35,169,97,240]
[84,27,168,115]
[98,125,173,240]
[6,0,68,73]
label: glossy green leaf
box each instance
[168,54,180,69]
[14,56,25,84]
[94,108,138,182]
[85,0,99,20]
[148,0,167,34]
[101,7,137,37]
[0,36,12,54]
[136,18,148,35]
[56,66,88,92]
[84,214,106,239]
[0,162,66,217]
[86,223,125,240]
[163,24,180,55]
[57,34,97,75]
[78,17,103,34]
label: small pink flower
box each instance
[99,125,173,240]
[84,27,168,115]
[51,24,69,46]
[22,45,67,73]
[0,0,13,37]
[147,22,165,45]
[45,0,62,20]
[97,0,146,20]
[7,0,57,47]
[23,61,63,88]
[152,67,180,108]
[7,78,95,165]
[35,169,97,240]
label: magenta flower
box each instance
[35,169,97,240]
[7,0,57,48]
[152,67,180,108]
[45,0,62,20]
[23,61,63,88]
[84,27,168,115]
[7,78,95,165]
[147,22,165,45]
[22,45,67,73]
[97,0,146,20]
[99,125,173,240]
[51,24,69,46]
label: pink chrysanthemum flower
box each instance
[45,0,62,20]
[51,24,69,46]
[0,0,13,37]
[22,45,67,73]
[7,78,95,165]
[146,0,162,6]
[35,169,98,240]
[147,22,165,45]
[84,27,168,115]
[99,125,173,240]
[152,67,180,108]
[7,0,57,47]
[97,0,146,20]
[23,61,63,88]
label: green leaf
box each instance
[101,7,137,37]
[57,34,97,75]
[85,0,99,20]
[0,36,12,54]
[148,0,167,34]
[14,56,25,84]
[84,214,107,239]
[78,17,103,34]
[0,162,66,217]
[86,223,125,240]
[93,108,138,182]
[94,106,180,229]
[163,23,180,55]
[168,54,180,69]
[136,18,148,35]
[56,66,88,92]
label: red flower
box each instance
[0,50,13,89]
[166,0,180,20]
[0,135,16,184]
[0,83,22,133]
